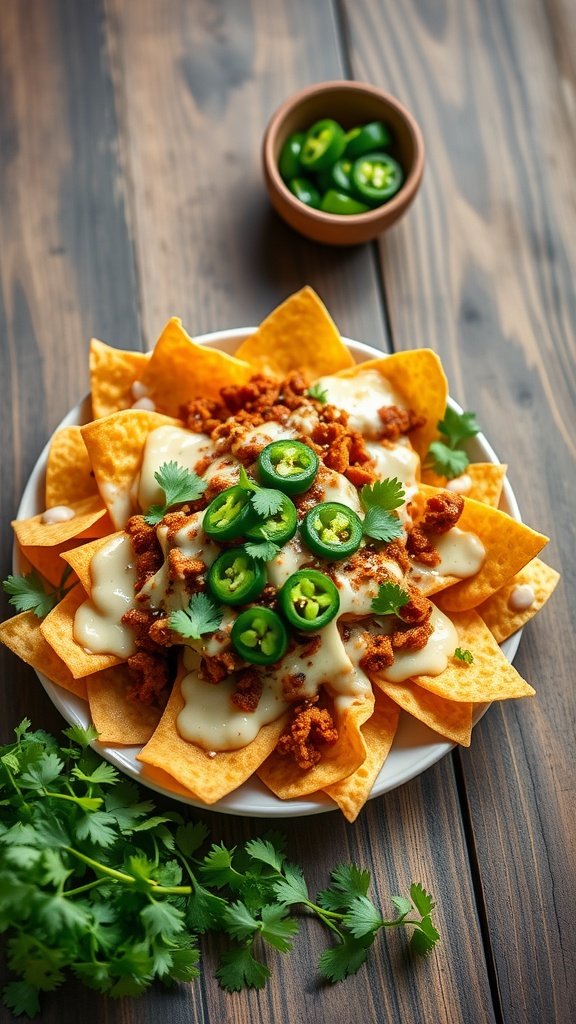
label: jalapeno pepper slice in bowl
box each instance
[299,118,346,172]
[278,132,305,181]
[257,440,319,496]
[246,493,298,545]
[301,502,363,559]
[344,121,392,160]
[231,607,289,666]
[203,485,258,541]
[351,152,404,206]
[288,177,321,209]
[320,190,370,215]
[208,548,266,606]
[279,569,340,631]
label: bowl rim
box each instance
[262,79,425,226]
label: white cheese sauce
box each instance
[347,604,458,683]
[446,474,473,495]
[409,527,485,583]
[315,369,404,439]
[42,505,75,524]
[74,534,138,657]
[508,584,535,612]
[315,466,363,513]
[138,425,215,511]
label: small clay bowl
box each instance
[262,80,425,246]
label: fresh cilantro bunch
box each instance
[144,461,207,526]
[2,566,76,619]
[0,722,439,1018]
[426,407,480,480]
[360,478,405,543]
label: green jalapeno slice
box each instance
[203,485,258,541]
[351,152,403,206]
[288,177,321,209]
[299,119,346,172]
[344,121,392,160]
[246,492,298,545]
[320,190,370,215]
[279,569,340,631]
[207,548,266,606]
[279,132,305,181]
[257,440,319,496]
[301,502,363,559]
[231,607,288,666]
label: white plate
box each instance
[15,331,521,817]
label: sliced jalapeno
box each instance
[344,121,392,159]
[288,177,321,209]
[231,607,288,666]
[246,492,298,545]
[279,132,305,181]
[208,548,266,606]
[279,569,340,632]
[320,190,370,215]
[301,502,363,559]
[203,486,258,541]
[257,440,319,496]
[351,152,403,206]
[300,119,346,172]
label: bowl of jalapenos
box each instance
[262,80,425,245]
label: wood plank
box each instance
[343,0,576,1021]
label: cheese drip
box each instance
[410,527,485,583]
[315,369,404,438]
[74,534,138,657]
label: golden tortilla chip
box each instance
[40,586,121,679]
[421,463,507,508]
[323,691,400,821]
[45,425,98,507]
[139,318,253,416]
[414,610,535,702]
[81,409,180,528]
[416,484,549,611]
[234,287,355,379]
[477,558,560,643]
[19,542,77,588]
[76,513,116,540]
[0,611,87,700]
[12,495,107,548]
[90,338,150,419]
[61,533,123,594]
[257,694,374,800]
[335,349,447,459]
[371,674,473,745]
[137,673,289,804]
[87,666,161,745]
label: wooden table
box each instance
[1,2,574,1022]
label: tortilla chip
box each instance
[257,693,374,800]
[477,558,560,643]
[90,338,150,419]
[12,495,107,548]
[234,287,355,379]
[139,318,253,416]
[76,513,116,539]
[0,611,87,700]
[40,586,121,679]
[323,691,400,821]
[87,665,161,744]
[45,425,98,507]
[19,542,77,588]
[137,674,289,804]
[414,610,535,702]
[81,409,180,528]
[334,349,447,459]
[371,672,473,745]
[422,463,507,508]
[60,533,124,594]
[416,484,549,611]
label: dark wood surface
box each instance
[0,1,574,1022]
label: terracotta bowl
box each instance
[262,80,425,246]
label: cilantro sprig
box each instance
[168,593,223,640]
[238,464,285,519]
[306,383,328,404]
[426,407,480,480]
[371,582,410,617]
[2,565,76,619]
[0,722,439,1016]
[360,478,405,543]
[144,461,207,526]
[454,647,474,664]
[244,539,281,562]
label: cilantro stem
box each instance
[46,790,103,808]
[65,877,109,897]
[63,847,137,884]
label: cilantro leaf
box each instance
[318,863,371,912]
[360,478,405,512]
[62,723,99,748]
[168,593,222,640]
[200,842,241,889]
[2,980,41,1018]
[238,465,258,491]
[342,895,384,938]
[454,647,474,664]
[362,508,404,543]
[175,821,210,857]
[259,904,299,952]
[318,933,372,982]
[306,383,328,403]
[250,488,285,518]
[390,894,413,918]
[427,441,470,480]
[244,837,285,873]
[410,915,440,956]
[216,945,270,992]
[371,582,410,617]
[410,882,436,917]
[272,863,309,907]
[144,460,207,526]
[222,900,259,942]
[244,540,281,562]
[2,572,59,618]
[437,407,480,448]
[140,900,185,941]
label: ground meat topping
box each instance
[406,526,441,567]
[231,670,263,712]
[126,515,157,555]
[359,633,394,673]
[126,651,170,708]
[200,651,243,684]
[167,549,205,588]
[276,700,338,770]
[390,620,433,651]
[121,608,165,652]
[420,492,464,534]
[397,587,433,625]
[378,405,426,440]
[384,539,411,575]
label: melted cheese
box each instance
[348,605,458,684]
[74,534,137,657]
[315,369,404,438]
[410,527,485,582]
[138,426,215,511]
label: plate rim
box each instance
[14,331,522,817]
